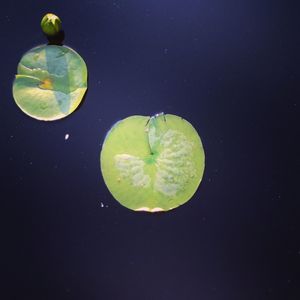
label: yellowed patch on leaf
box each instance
[39,78,53,90]
[135,207,164,212]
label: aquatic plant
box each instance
[100,113,205,212]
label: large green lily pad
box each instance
[100,113,205,212]
[13,45,87,121]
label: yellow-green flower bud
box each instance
[40,13,62,36]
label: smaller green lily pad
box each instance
[100,113,205,212]
[13,44,87,121]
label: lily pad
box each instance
[100,113,205,212]
[13,44,87,121]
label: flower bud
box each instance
[41,13,62,36]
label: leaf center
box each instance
[39,78,53,90]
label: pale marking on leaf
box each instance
[154,129,196,196]
[115,154,151,188]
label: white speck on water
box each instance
[100,202,109,208]
[64,134,69,140]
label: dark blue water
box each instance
[0,1,299,299]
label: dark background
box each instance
[1,0,299,299]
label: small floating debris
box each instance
[100,202,109,208]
